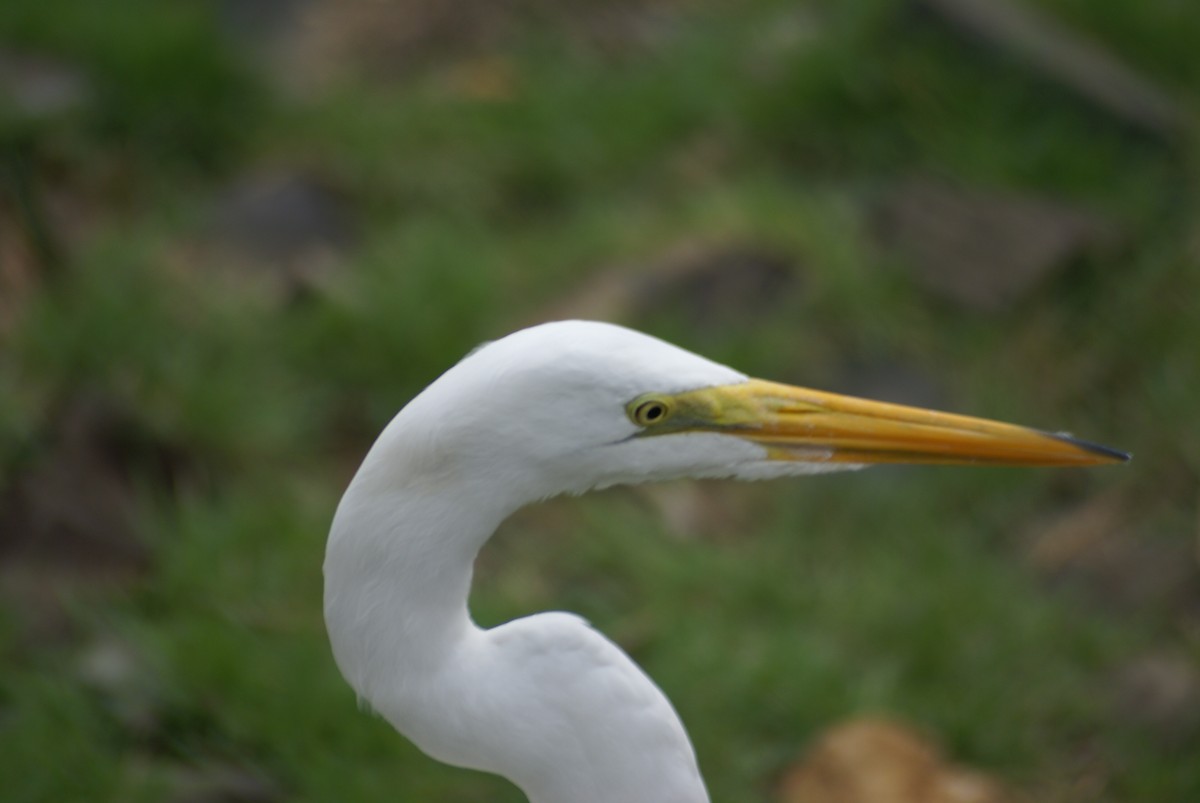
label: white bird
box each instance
[324,320,1126,803]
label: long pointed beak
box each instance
[644,379,1129,467]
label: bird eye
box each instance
[629,396,672,427]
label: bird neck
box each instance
[323,447,518,697]
[323,414,713,803]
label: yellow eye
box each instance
[629,395,672,427]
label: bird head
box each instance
[387,321,1127,501]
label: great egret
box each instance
[324,320,1126,803]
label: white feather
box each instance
[324,321,859,803]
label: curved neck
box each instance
[323,422,711,803]
[323,451,517,695]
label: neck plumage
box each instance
[324,415,713,803]
[323,433,517,700]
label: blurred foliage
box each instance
[1,0,1198,801]
[0,0,259,170]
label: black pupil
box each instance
[643,404,663,421]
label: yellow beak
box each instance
[634,379,1128,467]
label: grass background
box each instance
[1,0,1197,800]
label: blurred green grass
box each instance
[2,0,1198,801]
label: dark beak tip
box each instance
[1049,432,1131,464]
